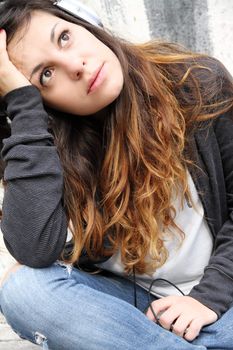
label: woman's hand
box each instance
[146,295,217,341]
[0,29,31,97]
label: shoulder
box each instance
[175,56,233,114]
[192,56,233,93]
[184,56,233,95]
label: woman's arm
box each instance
[0,29,30,96]
[1,86,68,267]
[0,30,68,267]
[189,110,233,316]
[146,59,233,341]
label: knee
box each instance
[0,264,33,315]
[0,262,26,317]
[0,262,23,287]
[0,264,60,343]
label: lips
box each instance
[87,64,104,94]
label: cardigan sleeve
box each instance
[189,110,233,318]
[1,85,68,267]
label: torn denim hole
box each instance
[56,260,73,277]
[34,331,49,349]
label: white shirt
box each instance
[97,172,213,297]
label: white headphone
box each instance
[55,0,103,27]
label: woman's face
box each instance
[8,10,124,115]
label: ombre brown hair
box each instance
[1,0,233,274]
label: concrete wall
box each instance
[83,0,233,75]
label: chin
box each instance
[105,87,123,105]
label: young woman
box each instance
[0,0,233,349]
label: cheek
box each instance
[42,82,82,108]
[43,92,85,115]
[44,94,76,111]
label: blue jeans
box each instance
[0,262,233,350]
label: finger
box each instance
[146,298,172,322]
[159,307,181,331]
[146,306,166,324]
[0,29,10,66]
[0,29,7,52]
[170,315,191,338]
[184,319,202,341]
[146,297,174,318]
[146,302,161,322]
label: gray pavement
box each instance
[0,314,39,349]
[0,232,39,349]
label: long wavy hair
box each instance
[1,0,233,274]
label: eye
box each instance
[40,68,53,86]
[59,31,70,48]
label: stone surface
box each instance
[84,0,233,74]
[0,221,38,349]
[0,314,39,349]
[0,341,38,350]
[0,1,232,348]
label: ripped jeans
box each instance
[0,262,233,350]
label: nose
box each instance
[58,56,86,80]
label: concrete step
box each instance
[0,314,39,349]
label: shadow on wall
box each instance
[144,0,212,54]
[85,0,233,75]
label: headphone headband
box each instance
[55,0,103,27]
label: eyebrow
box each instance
[29,21,60,81]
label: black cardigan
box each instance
[1,68,233,318]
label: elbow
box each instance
[17,254,59,268]
[4,238,65,268]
